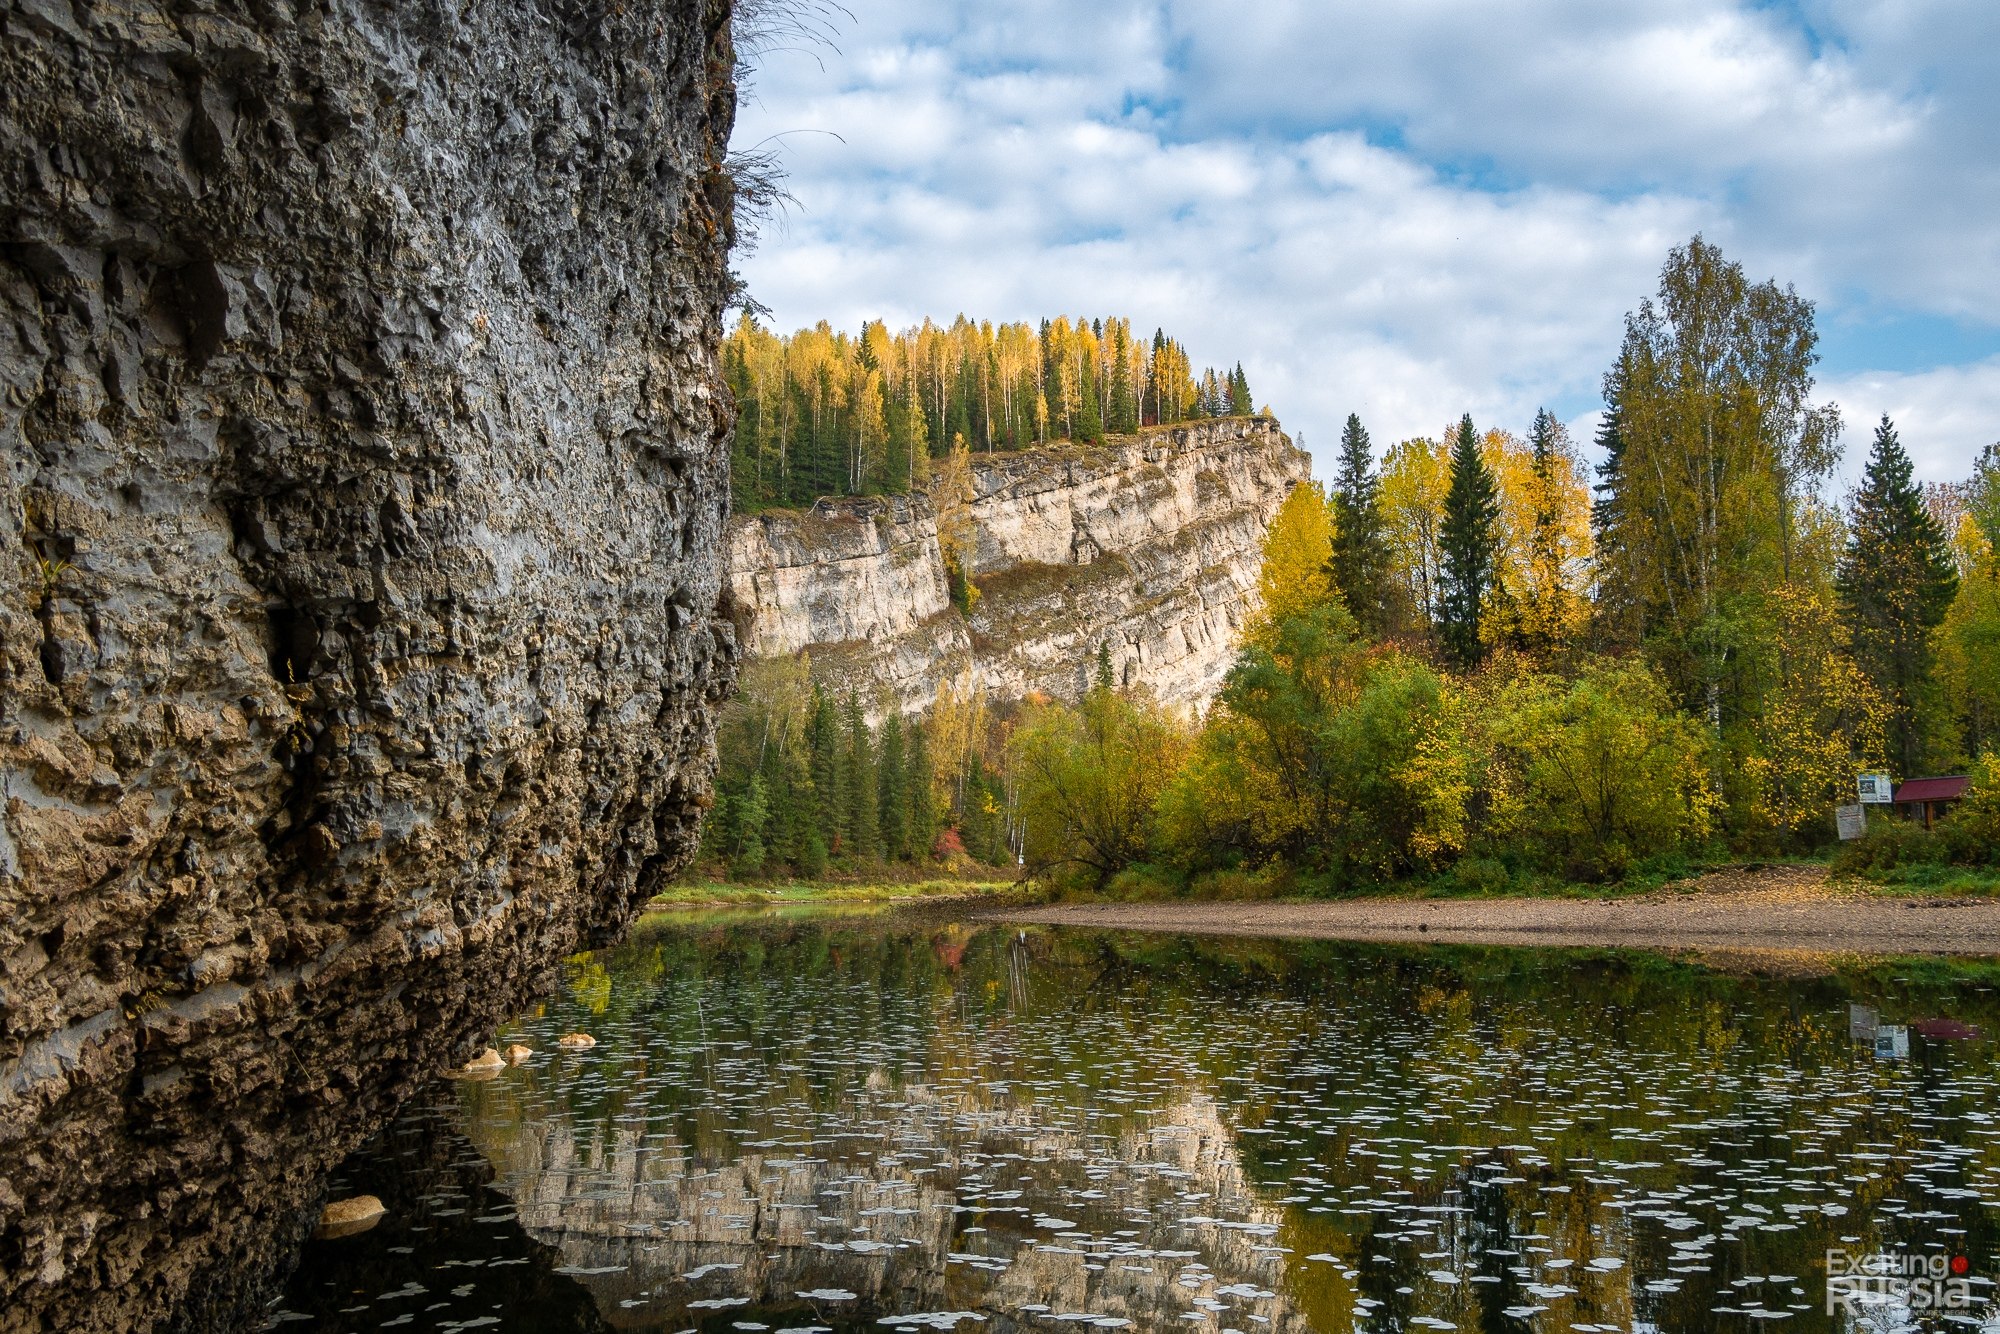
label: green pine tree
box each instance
[1109,326,1137,434]
[1326,412,1394,637]
[878,712,908,860]
[1590,358,1636,647]
[732,775,769,878]
[1095,640,1116,692]
[844,693,879,860]
[1228,363,1253,416]
[808,690,848,857]
[1438,414,1501,669]
[1076,358,1104,444]
[1836,415,1960,775]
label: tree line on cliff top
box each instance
[724,313,1255,512]
[704,236,1998,890]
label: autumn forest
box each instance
[701,237,2000,894]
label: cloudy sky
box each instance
[730,0,1999,487]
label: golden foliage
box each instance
[1744,583,1891,834]
[1254,480,1335,635]
[1380,435,1450,624]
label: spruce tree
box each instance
[1326,413,1394,637]
[844,693,879,859]
[808,690,847,856]
[1836,415,1959,775]
[1109,326,1136,433]
[1590,362,1628,614]
[1228,363,1253,415]
[1075,358,1103,444]
[1095,640,1116,692]
[1438,414,1501,669]
[878,712,907,860]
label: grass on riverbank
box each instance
[1040,854,2000,904]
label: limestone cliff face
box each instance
[0,3,736,1331]
[726,418,1308,713]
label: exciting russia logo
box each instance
[1826,1248,1995,1322]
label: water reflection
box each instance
[283,915,2000,1332]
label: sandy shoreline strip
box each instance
[987,871,2000,957]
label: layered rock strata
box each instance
[0,2,737,1330]
[726,418,1309,714]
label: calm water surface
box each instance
[273,909,2000,1333]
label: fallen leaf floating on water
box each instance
[305,923,2000,1334]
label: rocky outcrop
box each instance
[726,418,1309,714]
[0,3,737,1332]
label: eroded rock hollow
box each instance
[0,2,738,1329]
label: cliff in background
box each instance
[726,418,1308,713]
[0,3,736,1331]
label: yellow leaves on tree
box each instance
[1744,583,1891,835]
[1380,424,1590,653]
[1938,513,2000,756]
[1381,436,1450,624]
[925,667,990,812]
[933,434,980,613]
[1478,425,1593,654]
[1254,480,1336,635]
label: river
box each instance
[266,906,2000,1332]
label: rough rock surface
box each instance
[726,418,1309,713]
[0,2,737,1331]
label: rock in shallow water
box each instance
[312,1196,386,1241]
[0,2,739,1331]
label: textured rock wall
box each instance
[0,2,737,1331]
[726,418,1309,713]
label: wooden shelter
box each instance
[1891,775,1971,829]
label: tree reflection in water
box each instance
[279,913,2000,1333]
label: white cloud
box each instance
[1823,359,2000,488]
[733,0,2000,484]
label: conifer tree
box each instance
[1075,358,1104,444]
[1836,415,1960,775]
[1228,364,1253,416]
[878,712,908,860]
[1109,325,1137,433]
[844,693,879,859]
[1327,413,1394,637]
[1438,414,1501,668]
[1590,359,1633,642]
[809,690,847,854]
[1096,641,1116,692]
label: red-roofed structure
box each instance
[1893,775,1971,828]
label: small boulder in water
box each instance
[557,1032,596,1050]
[315,1195,385,1239]
[463,1048,505,1072]
[503,1043,534,1063]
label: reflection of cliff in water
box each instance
[425,914,2000,1334]
[465,1071,1311,1331]
[268,1088,610,1333]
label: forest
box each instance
[724,313,1254,511]
[699,237,2000,891]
